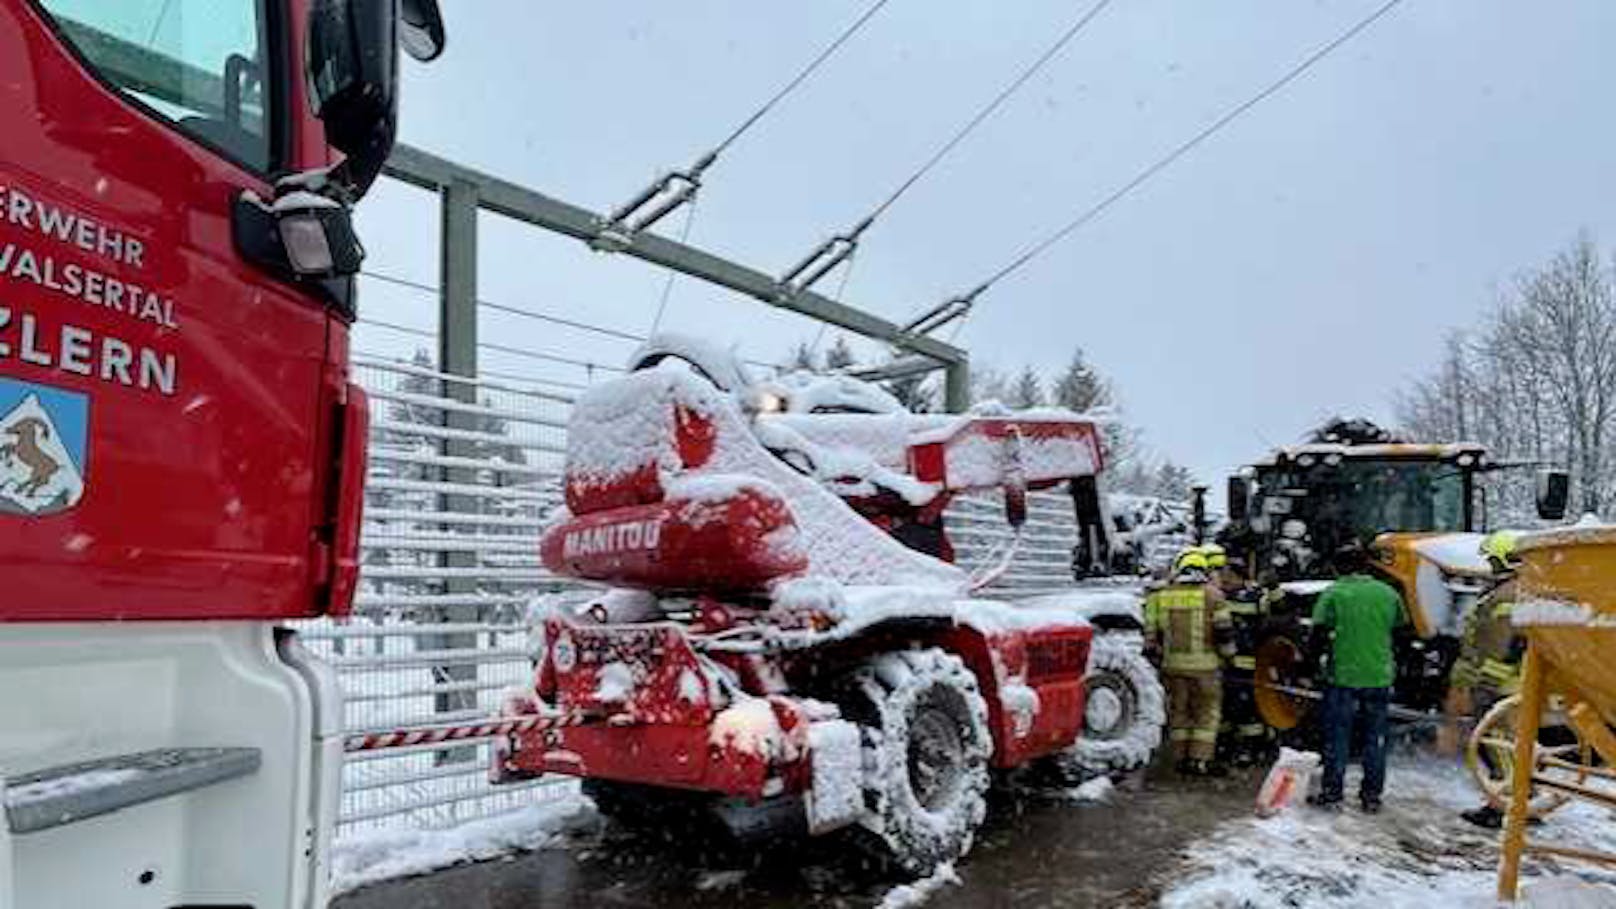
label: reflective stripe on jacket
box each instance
[1146,583,1233,673]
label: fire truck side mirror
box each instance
[1227,476,1250,524]
[1536,468,1570,521]
[399,0,448,62]
[306,0,446,196]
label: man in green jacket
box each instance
[1309,543,1404,813]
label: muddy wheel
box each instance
[1059,632,1165,775]
[1254,631,1315,732]
[839,648,991,876]
[1465,694,1589,817]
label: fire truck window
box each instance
[35,0,272,172]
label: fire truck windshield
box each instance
[35,0,271,171]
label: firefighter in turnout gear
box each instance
[1450,530,1528,829]
[1146,548,1236,776]
[1212,553,1272,766]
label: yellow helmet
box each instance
[1174,548,1211,575]
[1480,530,1522,568]
[1200,543,1228,569]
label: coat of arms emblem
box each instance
[0,378,87,516]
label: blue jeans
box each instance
[1321,686,1390,803]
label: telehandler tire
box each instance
[1058,631,1165,776]
[838,648,991,876]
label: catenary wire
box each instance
[649,198,701,334]
[712,0,894,157]
[809,249,861,356]
[359,269,785,373]
[363,271,643,343]
[956,0,1405,326]
[859,0,1115,227]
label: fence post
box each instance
[944,357,971,414]
[434,177,481,764]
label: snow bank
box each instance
[330,795,591,894]
[1159,759,1616,908]
[875,862,962,909]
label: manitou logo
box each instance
[0,378,87,516]
[561,519,662,559]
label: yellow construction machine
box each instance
[1219,419,1570,735]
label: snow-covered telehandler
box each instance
[486,338,1165,873]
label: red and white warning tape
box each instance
[343,712,593,753]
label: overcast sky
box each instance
[353,0,1616,496]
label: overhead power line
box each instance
[780,0,1115,298]
[363,270,644,343]
[360,269,785,373]
[865,0,1114,227]
[594,0,893,244]
[925,0,1405,337]
[714,0,894,158]
[356,316,625,374]
[649,198,701,334]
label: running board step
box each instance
[3,747,261,834]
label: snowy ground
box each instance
[332,755,1616,908]
[330,794,593,894]
[1158,758,1616,908]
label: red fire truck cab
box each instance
[0,1,441,906]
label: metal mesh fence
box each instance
[298,357,590,835]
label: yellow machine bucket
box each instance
[1496,524,1616,900]
[1515,526,1616,723]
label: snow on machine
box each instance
[488,339,1164,873]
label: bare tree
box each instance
[1397,232,1616,520]
[1508,234,1616,512]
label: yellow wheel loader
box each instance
[1219,419,1570,736]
